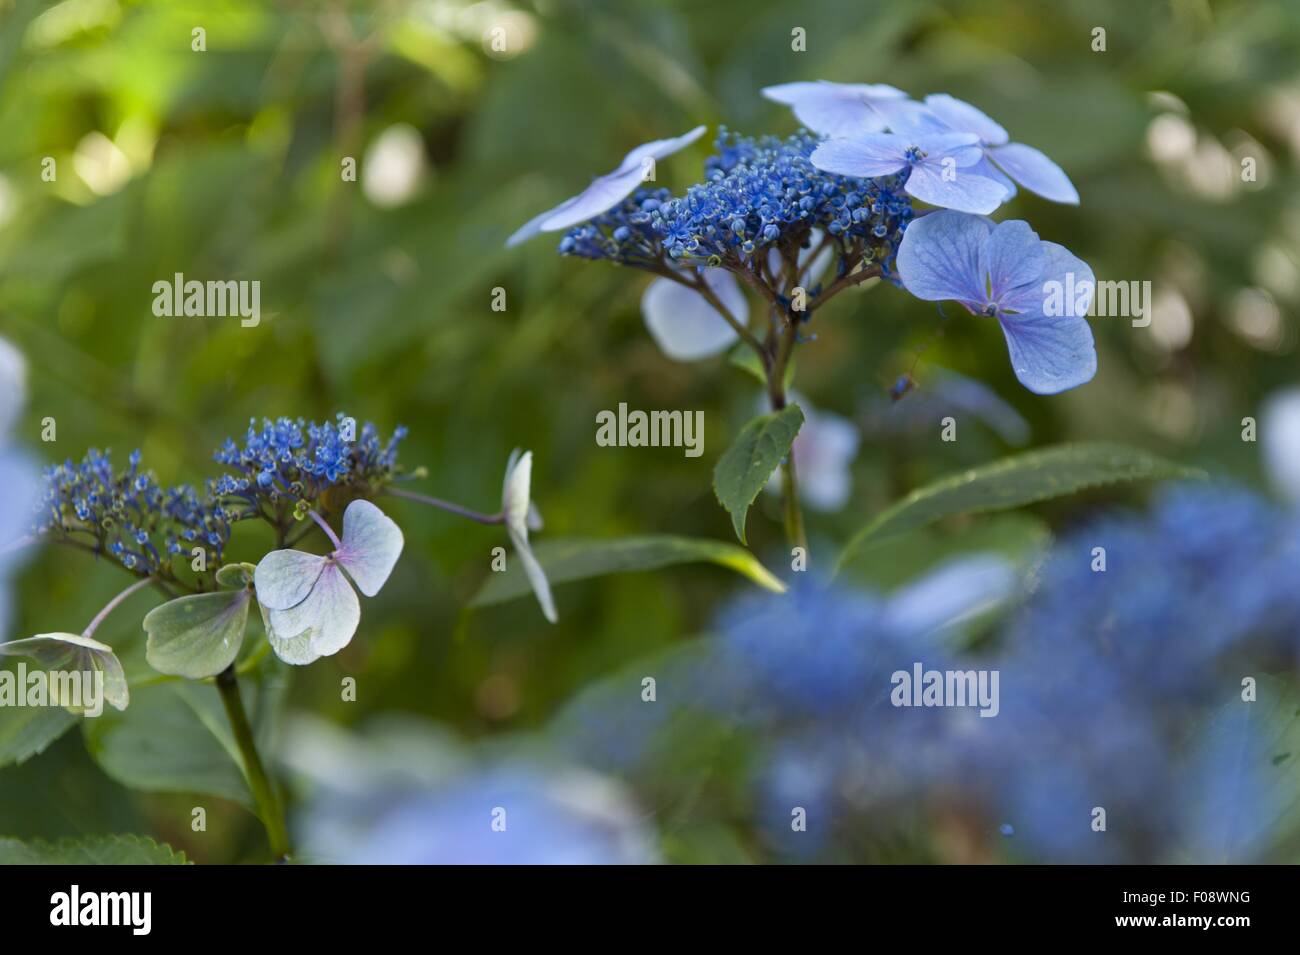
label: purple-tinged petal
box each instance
[981,220,1047,306]
[989,142,1079,204]
[254,549,328,610]
[264,562,360,665]
[641,269,744,361]
[809,135,908,178]
[762,81,908,137]
[904,162,1008,214]
[922,94,1010,146]
[335,499,404,597]
[896,210,993,306]
[611,125,708,177]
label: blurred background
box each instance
[1,0,1299,863]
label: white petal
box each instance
[335,499,404,597]
[253,549,328,611]
[0,631,129,710]
[501,449,533,539]
[641,270,744,361]
[265,563,361,665]
[1262,388,1300,504]
[0,336,26,439]
[508,525,558,624]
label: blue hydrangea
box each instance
[560,130,913,282]
[37,448,230,574]
[212,414,406,511]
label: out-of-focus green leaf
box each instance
[836,443,1202,572]
[0,833,188,864]
[0,704,78,769]
[82,660,287,809]
[470,534,785,609]
[712,404,804,543]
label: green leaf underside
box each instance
[712,404,805,543]
[0,834,189,864]
[836,443,1202,572]
[470,534,786,608]
[144,590,251,680]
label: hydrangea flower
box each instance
[212,414,405,511]
[502,450,556,624]
[810,127,1008,215]
[761,81,911,137]
[918,94,1079,204]
[37,448,230,574]
[0,632,129,712]
[254,499,404,664]
[285,717,658,864]
[640,268,746,361]
[506,126,706,247]
[896,211,1096,394]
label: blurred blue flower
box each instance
[0,337,39,642]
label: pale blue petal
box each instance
[809,135,908,178]
[762,82,907,137]
[884,555,1018,635]
[905,162,1007,214]
[507,127,706,245]
[911,131,983,162]
[998,308,1097,395]
[981,220,1047,305]
[969,154,1017,199]
[641,269,744,361]
[265,562,360,665]
[254,549,328,611]
[989,142,1079,204]
[922,94,1010,146]
[896,210,992,306]
[335,499,404,597]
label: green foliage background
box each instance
[0,0,1297,861]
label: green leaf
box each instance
[712,404,804,543]
[0,834,189,865]
[83,661,287,809]
[215,562,256,588]
[144,590,251,680]
[728,346,794,390]
[469,534,785,609]
[0,703,78,768]
[836,443,1202,572]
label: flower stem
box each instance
[385,486,504,525]
[768,319,808,555]
[215,665,291,862]
[307,509,344,551]
[82,576,155,640]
